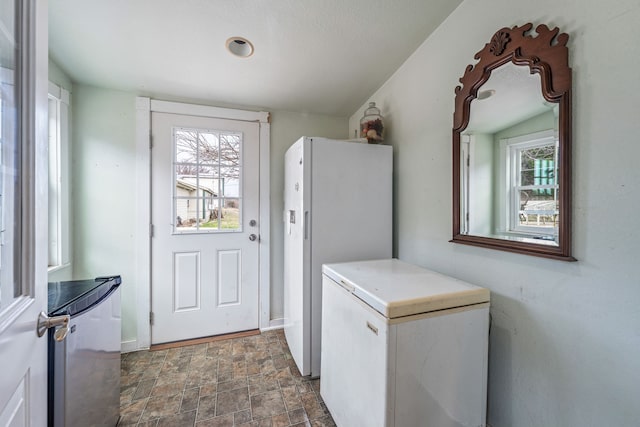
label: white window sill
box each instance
[47,263,71,274]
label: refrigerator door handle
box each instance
[304,211,309,240]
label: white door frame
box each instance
[134,97,271,351]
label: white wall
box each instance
[48,58,72,91]
[71,85,139,343]
[350,0,640,425]
[69,84,347,344]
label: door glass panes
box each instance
[174,128,242,232]
[220,167,240,197]
[0,0,22,309]
[221,198,240,230]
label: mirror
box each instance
[452,23,575,261]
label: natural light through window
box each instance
[507,132,558,240]
[47,83,70,271]
[173,128,242,233]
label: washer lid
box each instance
[323,259,489,319]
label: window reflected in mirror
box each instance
[460,63,560,245]
[451,23,574,261]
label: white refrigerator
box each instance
[321,259,490,427]
[283,136,392,377]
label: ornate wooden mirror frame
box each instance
[451,23,575,261]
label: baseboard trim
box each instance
[121,340,139,354]
[260,318,284,332]
[149,329,261,351]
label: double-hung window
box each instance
[48,82,70,271]
[505,130,558,240]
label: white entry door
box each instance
[151,112,260,344]
[0,0,48,424]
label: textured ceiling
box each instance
[48,0,462,116]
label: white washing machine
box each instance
[320,259,490,427]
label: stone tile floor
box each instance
[118,329,336,426]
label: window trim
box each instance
[501,129,558,238]
[172,127,244,234]
[47,81,71,272]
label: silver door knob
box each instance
[249,234,258,241]
[37,311,71,341]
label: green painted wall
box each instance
[71,85,138,343]
[349,0,640,425]
[67,84,347,344]
[48,58,72,90]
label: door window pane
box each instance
[220,134,240,166]
[173,128,242,233]
[175,130,199,163]
[175,198,200,230]
[220,198,240,231]
[220,167,239,197]
[199,132,219,165]
[0,0,22,309]
[196,164,218,196]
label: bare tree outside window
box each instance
[174,129,242,231]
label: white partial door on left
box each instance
[0,0,49,425]
[151,112,260,344]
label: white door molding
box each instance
[134,97,271,350]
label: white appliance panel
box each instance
[309,138,393,376]
[323,259,490,318]
[320,275,391,427]
[394,307,489,427]
[283,138,311,375]
[321,259,490,427]
[283,137,393,377]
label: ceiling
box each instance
[48,0,462,117]
[466,62,555,134]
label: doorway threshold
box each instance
[150,329,260,351]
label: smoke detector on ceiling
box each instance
[226,37,254,58]
[477,89,496,100]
